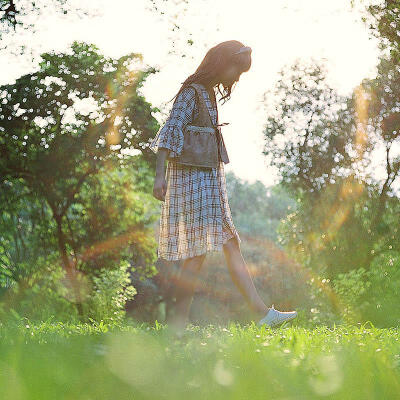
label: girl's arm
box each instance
[149,86,196,201]
[155,147,169,178]
[153,148,169,201]
[148,86,196,158]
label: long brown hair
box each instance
[168,40,252,106]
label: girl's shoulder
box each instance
[179,85,197,98]
[172,85,196,106]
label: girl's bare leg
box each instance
[223,236,270,321]
[166,253,207,332]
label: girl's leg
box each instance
[223,236,270,321]
[166,253,207,331]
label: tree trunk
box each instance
[54,214,84,319]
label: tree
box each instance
[261,58,360,196]
[0,41,160,317]
[225,171,296,242]
[0,0,99,58]
[261,55,400,278]
[365,0,400,63]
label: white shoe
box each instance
[257,304,298,328]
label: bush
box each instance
[332,267,371,324]
[84,260,137,325]
[332,252,400,327]
[299,274,344,328]
[0,254,80,323]
[0,257,137,325]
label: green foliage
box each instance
[84,261,137,325]
[68,158,159,277]
[367,0,400,62]
[0,321,399,399]
[0,1,96,47]
[333,267,372,324]
[0,254,80,323]
[277,172,400,282]
[0,41,162,319]
[298,274,343,328]
[261,58,354,197]
[226,173,296,241]
[0,256,138,325]
[261,49,400,285]
[333,252,400,327]
[0,40,160,202]
[0,179,57,285]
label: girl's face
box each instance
[220,64,242,87]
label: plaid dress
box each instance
[149,84,241,261]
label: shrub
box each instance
[332,252,400,327]
[0,257,137,325]
[0,254,80,323]
[84,260,137,325]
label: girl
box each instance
[150,40,297,333]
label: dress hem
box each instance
[158,230,241,262]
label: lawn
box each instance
[0,319,399,399]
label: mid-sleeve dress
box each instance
[149,83,241,261]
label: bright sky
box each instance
[3,0,385,189]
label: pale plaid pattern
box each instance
[149,84,241,261]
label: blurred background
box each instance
[1,0,399,329]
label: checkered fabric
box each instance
[149,84,241,261]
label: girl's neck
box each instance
[202,78,219,91]
[198,80,219,106]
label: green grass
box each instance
[0,318,399,399]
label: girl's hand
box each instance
[153,175,167,201]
